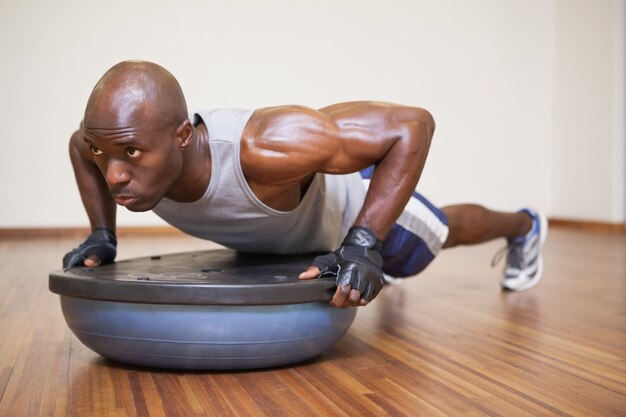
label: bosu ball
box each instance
[49,249,356,370]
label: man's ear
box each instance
[176,119,193,149]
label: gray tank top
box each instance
[152,108,367,254]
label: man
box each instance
[64,60,547,308]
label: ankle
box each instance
[517,210,536,239]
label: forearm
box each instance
[68,130,117,232]
[354,109,435,240]
[290,102,434,307]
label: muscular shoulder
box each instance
[237,101,432,184]
[240,106,339,183]
[243,105,336,150]
[69,126,97,162]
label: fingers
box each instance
[330,285,368,308]
[300,265,371,307]
[83,255,102,268]
[298,265,321,280]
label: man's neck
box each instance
[164,123,211,203]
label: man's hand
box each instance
[62,228,117,268]
[299,226,384,308]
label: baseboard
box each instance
[548,218,625,234]
[0,218,624,239]
[0,226,186,239]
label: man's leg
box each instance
[441,204,547,291]
[441,204,532,248]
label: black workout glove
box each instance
[311,226,385,303]
[62,228,117,268]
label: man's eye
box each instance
[90,145,103,156]
[126,147,141,158]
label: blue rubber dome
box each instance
[50,250,357,370]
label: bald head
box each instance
[84,60,188,131]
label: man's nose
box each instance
[105,159,131,186]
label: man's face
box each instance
[82,121,184,212]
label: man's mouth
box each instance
[113,194,138,207]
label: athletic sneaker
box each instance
[492,208,548,291]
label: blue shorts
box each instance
[360,167,449,277]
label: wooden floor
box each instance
[0,227,624,416]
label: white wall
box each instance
[552,0,625,223]
[0,0,622,228]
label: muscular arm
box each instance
[244,101,435,308]
[67,127,117,266]
[69,127,117,230]
[318,102,435,240]
[243,101,435,240]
